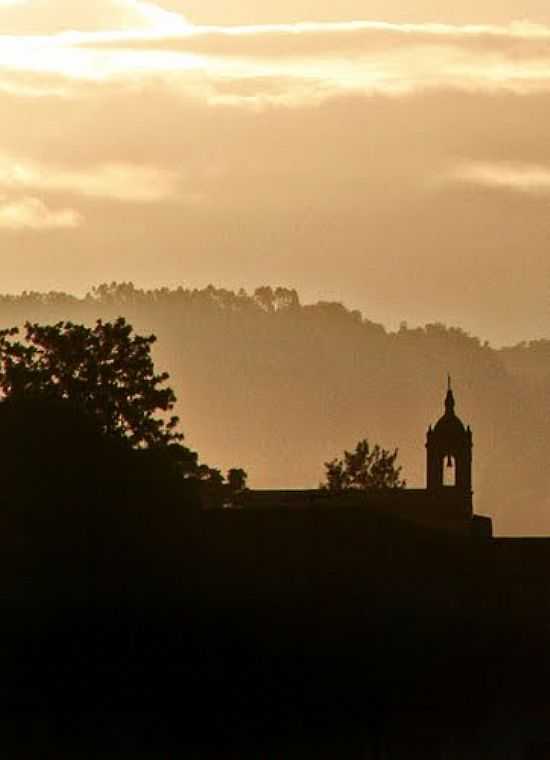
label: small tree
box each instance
[321,438,406,492]
[227,468,248,494]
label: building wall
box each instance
[237,486,489,536]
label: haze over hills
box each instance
[2,281,549,536]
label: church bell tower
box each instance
[426,379,473,511]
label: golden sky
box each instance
[1,0,550,344]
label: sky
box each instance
[1,1,550,345]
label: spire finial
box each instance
[445,375,455,415]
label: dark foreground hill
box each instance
[0,283,549,535]
[3,507,550,757]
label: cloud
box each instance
[0,72,71,98]
[2,16,550,100]
[0,155,180,202]
[103,19,550,57]
[53,19,550,99]
[0,0,188,34]
[149,0,550,28]
[452,161,550,192]
[0,196,81,229]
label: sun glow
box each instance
[0,0,199,80]
[0,32,205,81]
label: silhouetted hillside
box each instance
[0,282,548,535]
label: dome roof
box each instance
[431,386,468,437]
[433,411,466,436]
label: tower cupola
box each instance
[426,378,473,506]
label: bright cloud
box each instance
[0,0,188,34]
[2,16,550,99]
[452,162,550,192]
[0,196,81,229]
[108,19,550,57]
[0,155,180,202]
[0,0,196,84]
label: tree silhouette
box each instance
[0,317,247,510]
[227,468,248,494]
[322,438,406,492]
[0,318,182,449]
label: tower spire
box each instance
[445,375,455,415]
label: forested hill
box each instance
[1,283,549,536]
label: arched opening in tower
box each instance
[443,455,456,487]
